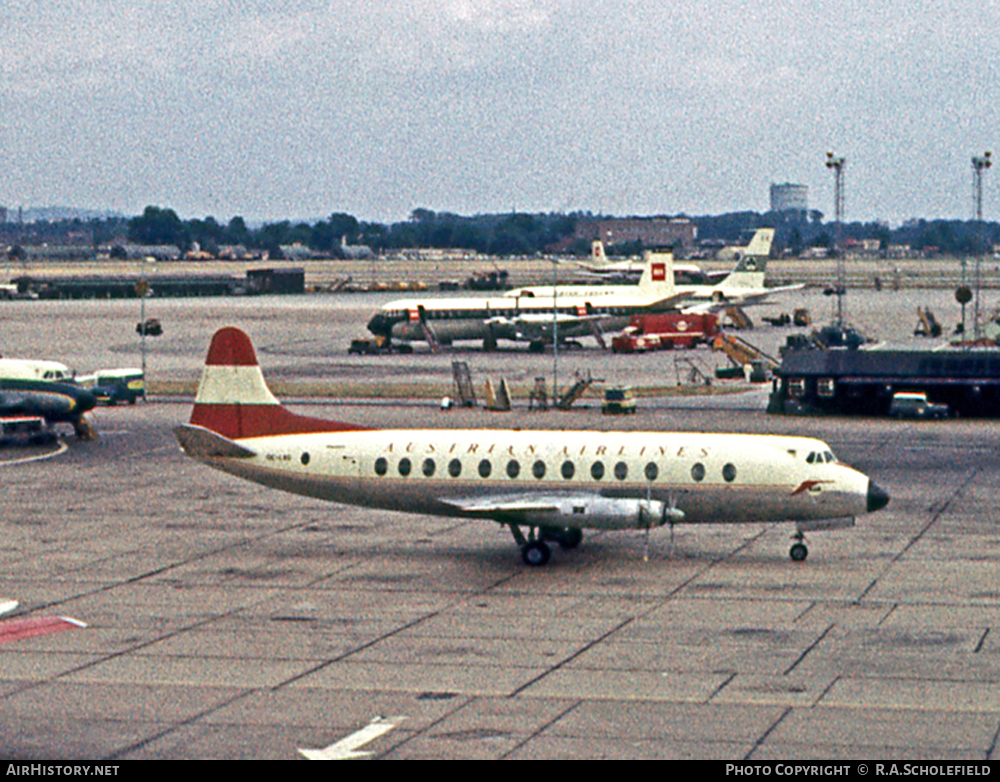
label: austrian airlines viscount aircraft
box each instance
[176,327,890,566]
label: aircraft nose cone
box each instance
[867,480,890,513]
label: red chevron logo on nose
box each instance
[791,480,833,496]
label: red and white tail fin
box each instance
[189,327,368,439]
[636,249,676,298]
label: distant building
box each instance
[770,183,809,213]
[574,217,697,249]
[0,207,6,223]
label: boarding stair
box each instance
[914,307,943,338]
[484,378,512,411]
[417,305,442,353]
[556,371,595,410]
[528,377,549,411]
[451,361,477,407]
[723,306,754,330]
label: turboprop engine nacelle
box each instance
[519,497,685,530]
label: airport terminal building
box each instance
[770,346,1000,417]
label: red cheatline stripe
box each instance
[191,403,369,440]
[205,327,260,367]
[0,615,86,644]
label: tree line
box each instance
[3,205,1000,259]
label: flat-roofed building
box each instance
[574,217,696,249]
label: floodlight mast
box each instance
[972,151,992,343]
[826,152,846,327]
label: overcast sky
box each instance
[2,0,999,225]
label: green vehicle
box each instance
[92,369,145,405]
[602,386,637,415]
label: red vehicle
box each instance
[611,312,719,353]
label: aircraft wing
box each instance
[174,424,257,459]
[0,615,87,644]
[680,284,807,314]
[438,493,684,528]
[646,292,693,312]
[509,312,609,341]
[439,495,563,515]
[761,283,807,296]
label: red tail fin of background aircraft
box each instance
[189,327,370,440]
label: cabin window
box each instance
[591,461,605,481]
[479,459,492,478]
[722,463,736,483]
[561,460,575,480]
[691,463,706,482]
[532,460,546,479]
[398,458,412,477]
[645,462,658,482]
[422,458,436,477]
[789,378,806,398]
[507,460,520,479]
[614,461,628,481]
[301,453,310,466]
[374,457,388,476]
[817,378,836,398]
[448,458,462,478]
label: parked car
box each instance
[91,369,145,405]
[136,318,162,336]
[889,391,948,419]
[602,386,637,415]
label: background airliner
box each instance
[510,229,802,310]
[366,250,688,351]
[176,327,890,566]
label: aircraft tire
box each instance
[521,541,551,567]
[789,543,808,562]
[558,528,583,550]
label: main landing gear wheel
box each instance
[521,540,552,567]
[789,542,808,562]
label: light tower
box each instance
[825,152,846,327]
[972,151,992,342]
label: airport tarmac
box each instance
[0,283,987,397]
[1,291,1000,759]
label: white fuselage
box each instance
[506,268,770,308]
[199,428,872,530]
[367,252,680,346]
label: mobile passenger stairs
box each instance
[712,333,780,382]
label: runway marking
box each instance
[298,716,405,760]
[0,599,18,616]
[0,440,69,467]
